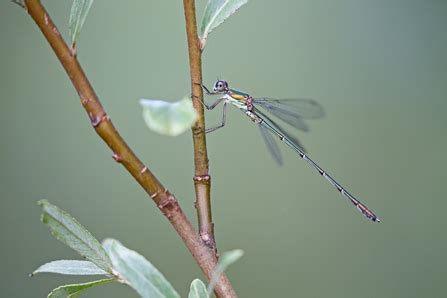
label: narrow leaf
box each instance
[200,0,249,49]
[32,260,108,276]
[140,97,198,137]
[69,0,94,46]
[207,249,244,294]
[47,278,114,298]
[188,279,209,298]
[103,239,180,298]
[38,200,112,273]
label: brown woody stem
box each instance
[193,174,214,248]
[182,0,216,250]
[21,0,235,297]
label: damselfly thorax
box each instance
[222,90,254,111]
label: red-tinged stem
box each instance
[21,1,235,297]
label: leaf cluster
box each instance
[34,201,243,297]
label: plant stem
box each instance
[182,0,216,249]
[21,1,235,297]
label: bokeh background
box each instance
[1,0,446,297]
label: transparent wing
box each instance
[253,98,325,119]
[280,128,307,153]
[255,107,307,154]
[258,123,283,165]
[257,103,310,131]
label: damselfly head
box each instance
[213,80,229,93]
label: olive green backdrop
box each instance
[1,0,446,297]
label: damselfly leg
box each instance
[205,102,227,134]
[194,83,227,133]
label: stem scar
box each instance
[52,26,60,36]
[140,166,148,174]
[69,44,77,57]
[90,113,110,127]
[112,153,121,162]
[192,126,205,136]
[150,189,161,199]
[80,94,91,106]
[199,231,216,249]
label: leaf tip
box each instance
[38,199,49,207]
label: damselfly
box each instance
[199,80,380,223]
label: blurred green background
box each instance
[1,0,446,297]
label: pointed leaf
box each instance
[32,260,108,276]
[188,279,209,298]
[47,278,114,298]
[207,249,244,294]
[38,200,112,273]
[103,239,180,298]
[140,97,198,137]
[200,0,249,49]
[69,0,94,46]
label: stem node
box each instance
[90,113,109,127]
[158,193,179,218]
[193,174,211,184]
[200,231,216,250]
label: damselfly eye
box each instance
[214,80,228,92]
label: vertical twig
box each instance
[20,0,236,296]
[182,0,216,249]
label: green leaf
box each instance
[38,200,112,273]
[207,249,244,295]
[188,279,209,298]
[103,239,180,298]
[69,0,94,46]
[32,260,108,276]
[199,0,249,49]
[47,278,114,298]
[140,97,198,137]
